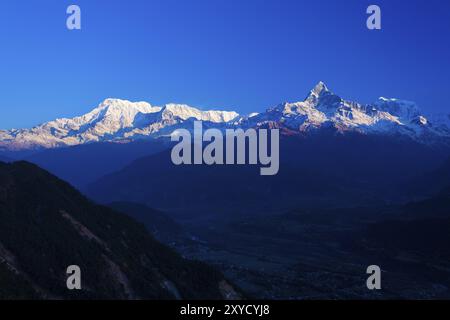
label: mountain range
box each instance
[0,100,238,151]
[238,82,450,142]
[2,83,450,299]
[1,82,450,152]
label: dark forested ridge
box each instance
[0,161,240,300]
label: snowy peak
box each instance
[304,82,342,111]
[69,99,161,129]
[162,103,239,123]
[1,83,450,151]
[240,82,450,142]
[374,97,420,121]
[307,81,330,100]
[0,99,239,151]
[96,98,161,115]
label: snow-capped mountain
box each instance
[239,82,450,141]
[0,99,239,151]
[1,82,449,151]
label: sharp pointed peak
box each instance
[311,81,330,95]
[304,81,334,103]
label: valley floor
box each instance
[172,210,450,300]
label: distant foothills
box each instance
[1,82,450,153]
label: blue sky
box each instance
[1,0,449,129]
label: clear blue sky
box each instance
[1,0,449,129]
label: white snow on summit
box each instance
[240,82,450,141]
[0,99,239,151]
[1,83,449,151]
